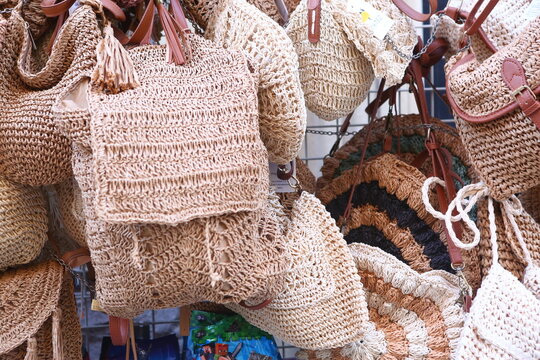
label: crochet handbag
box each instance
[49,178,87,247]
[445,3,540,201]
[204,0,306,165]
[0,0,102,186]
[227,192,370,350]
[0,176,48,270]
[297,242,465,360]
[0,260,83,360]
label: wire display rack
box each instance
[75,2,454,359]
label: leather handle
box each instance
[274,0,289,23]
[109,316,130,346]
[307,0,321,43]
[463,0,500,36]
[239,298,273,310]
[61,248,91,268]
[391,0,438,22]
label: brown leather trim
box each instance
[239,298,273,310]
[109,316,130,346]
[391,0,437,22]
[307,0,321,43]
[61,248,91,268]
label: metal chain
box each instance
[307,123,459,137]
[0,7,13,14]
[46,246,96,293]
[386,14,443,61]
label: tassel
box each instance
[52,307,64,360]
[91,24,140,94]
[24,338,38,360]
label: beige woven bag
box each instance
[0,0,101,186]
[0,260,83,360]
[227,192,370,350]
[298,242,465,360]
[445,13,540,201]
[204,0,306,165]
[0,177,48,270]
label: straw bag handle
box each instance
[392,0,438,22]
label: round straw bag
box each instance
[205,0,306,164]
[0,2,101,186]
[297,242,465,360]
[227,192,370,350]
[0,260,83,360]
[445,16,540,201]
[0,177,48,270]
[286,0,374,121]
[317,153,482,290]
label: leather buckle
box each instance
[512,85,537,100]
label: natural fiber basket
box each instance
[227,192,370,350]
[205,0,306,164]
[317,153,482,290]
[298,242,465,360]
[0,261,82,360]
[445,17,540,201]
[0,177,48,270]
[0,4,100,186]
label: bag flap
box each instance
[446,17,540,123]
[0,260,64,354]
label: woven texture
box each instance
[205,0,306,164]
[286,0,375,121]
[0,177,48,270]
[520,185,540,223]
[83,35,269,225]
[0,5,100,186]
[317,153,482,289]
[52,178,87,247]
[298,243,465,360]
[445,17,540,201]
[227,192,369,350]
[332,0,416,86]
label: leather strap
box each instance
[440,8,497,53]
[464,0,500,36]
[61,248,91,268]
[125,0,156,45]
[274,0,289,24]
[307,0,321,43]
[501,58,540,130]
[109,316,130,346]
[391,0,438,22]
[327,111,355,158]
[239,298,273,310]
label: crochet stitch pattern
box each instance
[205,0,306,164]
[227,192,369,350]
[0,5,100,186]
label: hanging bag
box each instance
[445,0,540,201]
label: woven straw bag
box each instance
[227,192,370,350]
[520,185,540,223]
[0,260,82,360]
[0,177,48,270]
[298,242,465,360]
[445,14,540,201]
[205,0,306,164]
[317,153,482,289]
[0,1,101,186]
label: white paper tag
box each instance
[346,0,394,40]
[523,0,540,22]
[269,160,296,193]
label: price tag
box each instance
[269,160,296,193]
[347,0,395,40]
[91,299,104,312]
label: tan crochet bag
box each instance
[0,2,101,186]
[49,178,87,247]
[227,192,370,350]
[0,260,83,360]
[0,177,48,270]
[298,242,465,360]
[205,0,306,164]
[445,7,540,201]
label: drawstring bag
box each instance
[0,260,83,360]
[204,0,306,164]
[227,192,370,350]
[0,176,48,270]
[298,242,465,360]
[445,3,540,201]
[0,0,101,186]
[317,153,481,290]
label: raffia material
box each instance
[286,0,375,121]
[227,192,369,350]
[298,242,465,360]
[0,6,100,186]
[205,0,306,164]
[81,35,269,225]
[0,177,48,270]
[1,268,83,360]
[51,178,87,247]
[445,17,540,201]
[332,0,417,86]
[317,153,482,290]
